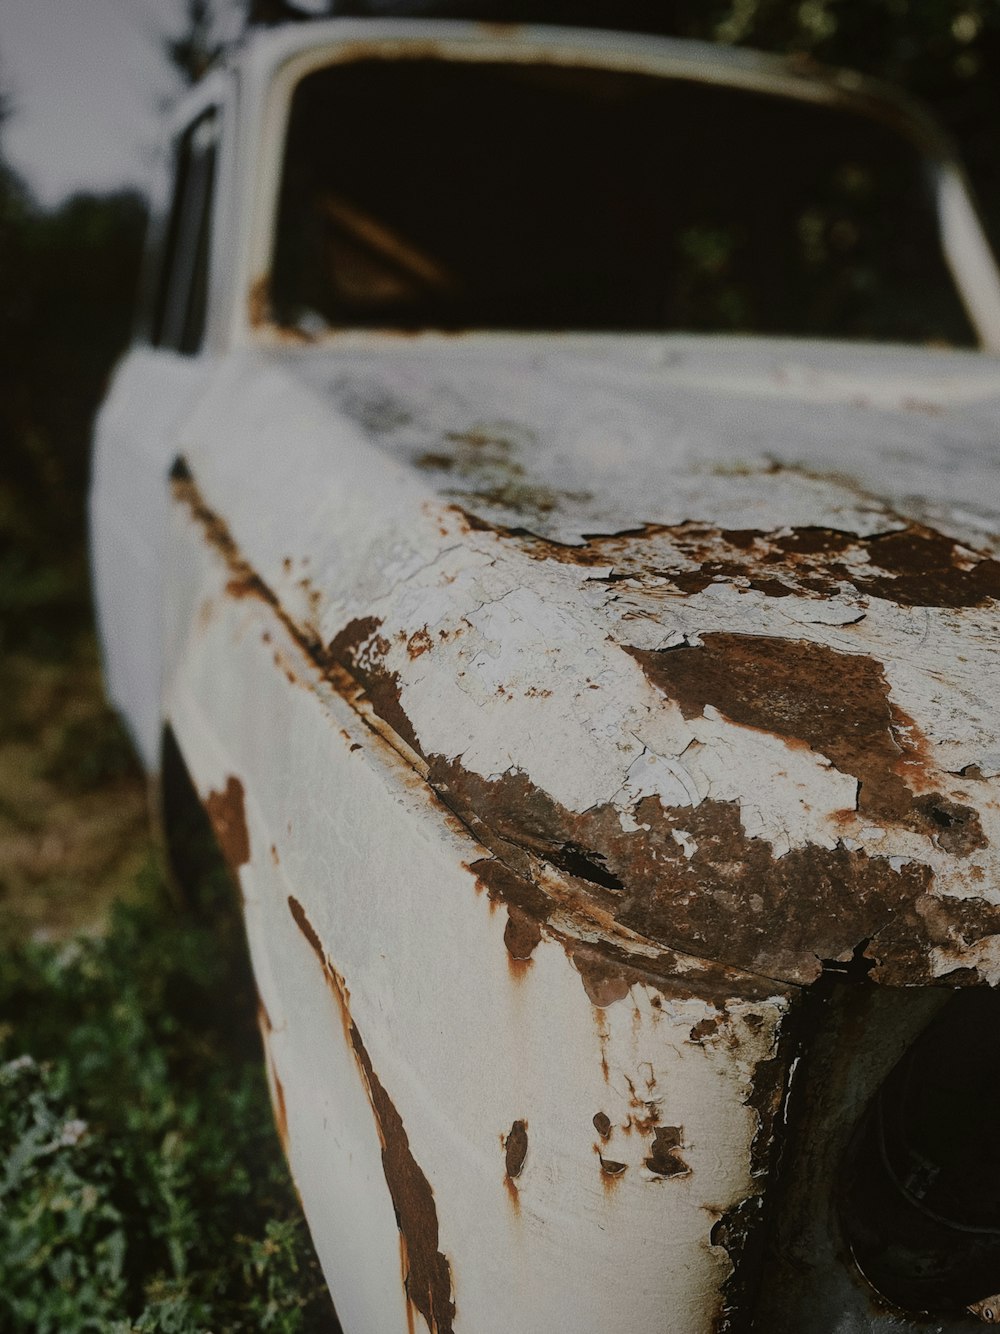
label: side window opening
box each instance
[152,110,219,354]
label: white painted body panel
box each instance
[164,488,787,1333]
[176,337,1000,971]
[146,332,1000,1331]
[90,348,214,767]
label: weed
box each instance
[0,863,339,1333]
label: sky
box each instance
[0,0,243,205]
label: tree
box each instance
[164,0,222,85]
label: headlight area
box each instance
[840,989,1000,1323]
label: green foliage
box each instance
[0,865,338,1333]
[675,0,1000,250]
[0,97,337,1334]
[165,1,224,87]
[0,1054,128,1332]
[0,164,145,661]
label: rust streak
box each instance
[287,895,455,1333]
[273,1069,289,1154]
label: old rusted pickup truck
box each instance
[91,16,1000,1333]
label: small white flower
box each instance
[59,1120,88,1146]
[3,1055,35,1075]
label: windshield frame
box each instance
[237,19,1000,352]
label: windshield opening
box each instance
[269,57,974,345]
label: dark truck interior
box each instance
[270,57,974,343]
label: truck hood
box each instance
[179,333,1000,989]
[282,332,1000,549]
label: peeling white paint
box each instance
[161,505,792,1334]
[94,329,1000,1327]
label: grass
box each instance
[0,868,338,1332]
[0,609,339,1332]
[0,169,339,1325]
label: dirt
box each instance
[0,633,151,944]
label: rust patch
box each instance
[504,1119,528,1180]
[406,627,434,659]
[912,793,988,856]
[168,455,193,484]
[449,480,590,519]
[287,895,455,1333]
[624,1098,662,1137]
[632,1105,662,1136]
[690,1017,721,1044]
[471,858,551,922]
[415,451,455,472]
[599,1153,628,1180]
[627,633,986,851]
[431,754,998,987]
[327,617,421,754]
[473,513,1000,611]
[571,946,632,1007]
[645,1125,690,1178]
[593,1112,612,1138]
[204,776,251,871]
[503,906,542,971]
[173,465,999,990]
[352,1034,456,1334]
[855,527,1000,606]
[629,634,918,822]
[916,892,1000,962]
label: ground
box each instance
[0,630,149,947]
